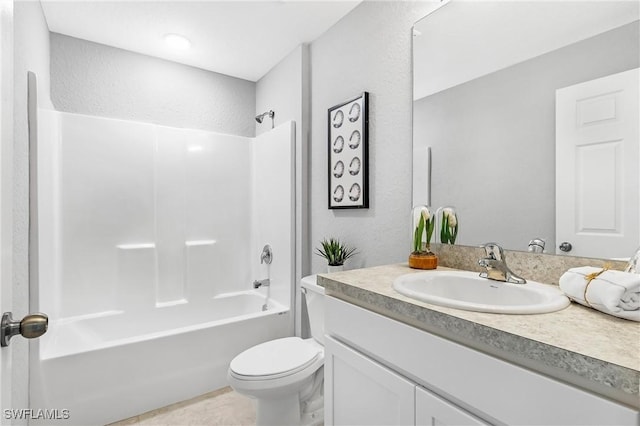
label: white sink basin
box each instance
[393,270,570,314]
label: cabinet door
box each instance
[325,336,415,426]
[416,386,488,426]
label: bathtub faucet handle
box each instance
[260,245,273,265]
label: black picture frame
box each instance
[327,92,369,209]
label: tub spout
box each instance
[253,278,270,289]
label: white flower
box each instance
[448,212,457,228]
[442,207,456,227]
[421,207,431,222]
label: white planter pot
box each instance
[327,265,344,273]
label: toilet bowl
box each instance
[227,275,325,426]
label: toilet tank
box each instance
[301,275,325,345]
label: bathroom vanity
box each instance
[319,264,640,425]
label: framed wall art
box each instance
[327,92,369,209]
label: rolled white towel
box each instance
[559,266,640,322]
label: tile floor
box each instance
[109,387,256,426]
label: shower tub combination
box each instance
[32,293,289,425]
[31,110,295,425]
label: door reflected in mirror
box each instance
[412,1,640,258]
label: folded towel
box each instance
[559,266,640,322]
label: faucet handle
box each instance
[480,242,504,260]
[260,244,273,265]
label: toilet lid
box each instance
[230,337,321,379]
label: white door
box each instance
[324,336,415,426]
[556,68,639,258]
[0,0,14,415]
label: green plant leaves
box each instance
[414,214,425,253]
[426,215,435,246]
[315,238,358,266]
[441,213,449,244]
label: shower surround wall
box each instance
[32,109,294,424]
[41,111,263,317]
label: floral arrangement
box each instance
[440,207,458,245]
[412,206,435,254]
[315,238,357,266]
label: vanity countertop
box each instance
[318,264,640,408]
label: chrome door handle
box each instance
[1,312,48,347]
[559,242,573,252]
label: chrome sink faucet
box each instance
[478,243,526,284]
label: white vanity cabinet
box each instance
[324,296,639,426]
[325,335,487,426]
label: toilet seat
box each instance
[229,337,322,381]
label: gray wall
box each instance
[50,33,256,136]
[256,45,304,138]
[13,0,52,419]
[309,1,437,273]
[414,21,639,252]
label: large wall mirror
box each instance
[412,0,639,258]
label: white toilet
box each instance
[228,275,325,425]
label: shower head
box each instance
[255,110,275,125]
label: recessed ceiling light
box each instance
[164,33,191,51]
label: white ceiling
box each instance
[40,0,361,82]
[414,1,640,99]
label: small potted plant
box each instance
[409,205,437,269]
[315,237,358,273]
[439,206,458,245]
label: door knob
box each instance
[559,242,573,252]
[1,312,48,347]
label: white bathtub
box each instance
[30,292,291,425]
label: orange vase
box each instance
[408,252,438,270]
